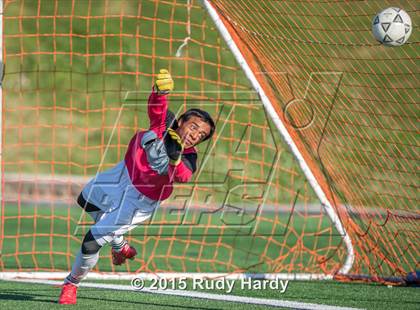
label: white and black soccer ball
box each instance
[372,7,412,46]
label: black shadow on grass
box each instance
[0,290,53,303]
[0,288,220,309]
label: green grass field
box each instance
[0,278,419,310]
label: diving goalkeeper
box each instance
[58,69,215,304]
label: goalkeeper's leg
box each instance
[59,229,106,304]
[59,227,126,304]
[64,230,104,285]
[59,194,135,304]
[77,192,135,263]
[77,193,131,256]
[59,189,156,304]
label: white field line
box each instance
[0,271,332,281]
[3,278,364,310]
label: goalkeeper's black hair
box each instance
[174,108,215,142]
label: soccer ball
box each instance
[372,7,412,46]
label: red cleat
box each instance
[58,282,78,305]
[112,243,137,265]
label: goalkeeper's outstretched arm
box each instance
[148,69,174,138]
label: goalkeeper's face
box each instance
[177,116,211,149]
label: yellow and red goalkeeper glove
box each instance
[164,128,184,166]
[155,69,174,95]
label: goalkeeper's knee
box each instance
[81,230,102,255]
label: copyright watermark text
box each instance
[131,277,289,294]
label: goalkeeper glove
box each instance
[164,128,184,166]
[155,69,174,95]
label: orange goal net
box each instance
[1,0,418,282]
